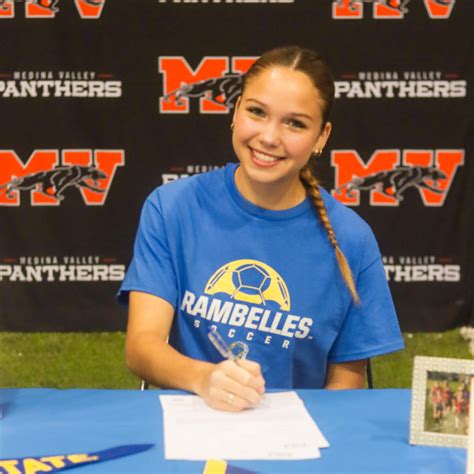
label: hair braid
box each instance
[300,165,360,305]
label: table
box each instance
[0,388,466,473]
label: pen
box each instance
[208,326,237,362]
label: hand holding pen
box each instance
[198,327,265,412]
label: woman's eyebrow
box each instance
[244,97,266,106]
[244,98,313,120]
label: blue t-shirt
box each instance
[118,163,404,388]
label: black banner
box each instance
[0,0,472,331]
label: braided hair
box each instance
[243,46,360,304]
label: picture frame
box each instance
[410,356,474,448]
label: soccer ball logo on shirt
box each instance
[205,260,290,311]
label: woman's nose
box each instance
[259,122,281,148]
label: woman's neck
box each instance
[234,166,307,211]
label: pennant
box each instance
[0,444,154,474]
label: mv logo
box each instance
[332,0,456,19]
[0,0,105,19]
[159,56,257,114]
[0,149,124,206]
[332,149,464,206]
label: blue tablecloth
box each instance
[0,388,466,473]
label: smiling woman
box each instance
[232,66,331,210]
[117,45,404,413]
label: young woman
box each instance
[118,46,404,412]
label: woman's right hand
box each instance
[127,292,265,412]
[196,359,265,412]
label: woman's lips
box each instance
[250,147,284,168]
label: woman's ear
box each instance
[316,121,332,152]
[232,96,242,126]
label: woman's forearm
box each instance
[126,331,213,395]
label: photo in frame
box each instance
[410,356,474,448]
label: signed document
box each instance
[159,391,328,460]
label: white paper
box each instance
[159,391,328,460]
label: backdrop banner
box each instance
[0,0,472,332]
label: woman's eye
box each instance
[287,119,306,129]
[247,107,265,117]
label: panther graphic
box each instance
[336,166,447,202]
[32,0,102,13]
[336,0,452,12]
[0,165,107,201]
[34,0,60,12]
[336,0,411,13]
[163,73,242,110]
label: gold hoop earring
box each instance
[312,149,322,158]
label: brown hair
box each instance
[243,46,360,304]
